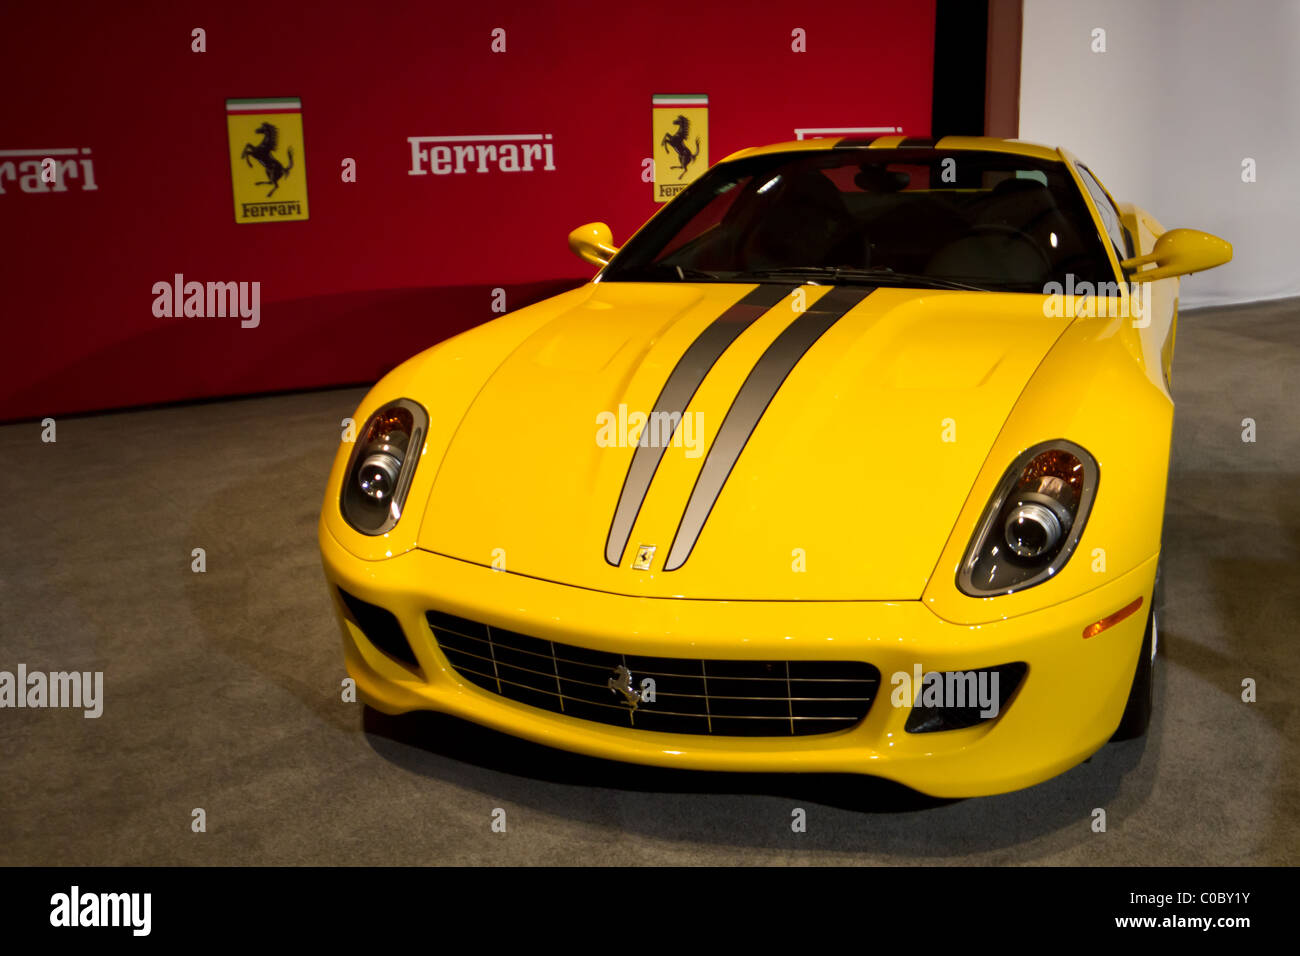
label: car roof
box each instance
[721,135,1065,165]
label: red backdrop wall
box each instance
[0,0,935,421]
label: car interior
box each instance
[633,151,1115,291]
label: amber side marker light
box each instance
[1082,596,1143,639]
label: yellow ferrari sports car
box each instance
[319,135,1231,797]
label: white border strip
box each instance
[407,134,549,143]
[226,100,302,112]
[793,126,902,140]
[0,148,80,157]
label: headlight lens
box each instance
[341,399,428,535]
[357,450,402,501]
[957,440,1098,596]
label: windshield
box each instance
[601,149,1116,293]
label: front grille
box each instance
[427,610,880,737]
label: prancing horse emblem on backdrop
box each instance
[226,97,309,223]
[661,115,701,180]
[240,122,294,197]
[651,94,708,203]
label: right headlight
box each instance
[340,399,428,535]
[957,439,1099,596]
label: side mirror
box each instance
[568,221,619,267]
[1120,228,1232,283]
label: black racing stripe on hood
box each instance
[663,285,876,572]
[603,283,796,567]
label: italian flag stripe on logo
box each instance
[226,97,302,113]
[653,94,708,107]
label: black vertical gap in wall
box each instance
[931,0,989,137]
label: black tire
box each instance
[1112,603,1156,740]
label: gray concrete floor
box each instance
[1,297,1297,865]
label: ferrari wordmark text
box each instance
[151,274,260,329]
[0,665,103,718]
[664,285,875,571]
[604,284,795,567]
[49,886,151,936]
[0,147,97,194]
[408,134,556,176]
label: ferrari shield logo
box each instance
[226,97,309,223]
[653,94,708,203]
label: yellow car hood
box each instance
[416,281,1071,600]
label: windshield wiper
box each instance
[671,265,730,281]
[631,263,732,281]
[746,266,991,292]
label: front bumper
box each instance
[320,518,1156,798]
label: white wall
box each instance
[1019,0,1300,307]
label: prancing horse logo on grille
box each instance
[607,665,642,710]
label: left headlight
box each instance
[957,439,1099,596]
[341,399,429,535]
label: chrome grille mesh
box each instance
[427,610,880,737]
